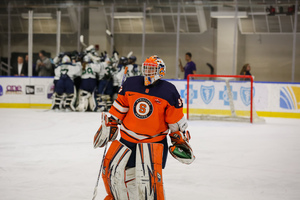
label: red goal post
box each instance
[187,74,254,123]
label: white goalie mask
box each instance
[142,55,166,86]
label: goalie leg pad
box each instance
[76,89,91,112]
[96,94,106,112]
[51,92,63,110]
[125,167,137,200]
[64,93,76,111]
[63,87,77,111]
[136,143,165,200]
[89,90,97,111]
[102,140,132,200]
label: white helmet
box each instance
[62,55,71,63]
[142,55,166,86]
[83,55,91,63]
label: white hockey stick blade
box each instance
[80,35,87,47]
[114,52,119,62]
[106,29,113,38]
[127,51,133,58]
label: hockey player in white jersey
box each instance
[127,55,140,76]
[111,56,129,102]
[51,55,81,111]
[114,55,139,88]
[96,53,119,112]
[76,55,105,112]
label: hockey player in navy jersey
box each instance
[93,55,195,200]
[51,55,81,111]
[128,55,139,76]
[113,56,128,90]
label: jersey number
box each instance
[178,98,183,107]
[83,68,94,75]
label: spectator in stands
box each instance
[179,52,196,79]
[240,63,252,81]
[36,50,52,76]
[12,56,28,76]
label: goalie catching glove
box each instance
[169,131,195,165]
[93,113,119,148]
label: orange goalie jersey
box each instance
[109,76,184,143]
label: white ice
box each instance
[0,109,300,200]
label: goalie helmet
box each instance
[62,55,71,63]
[142,55,166,86]
[83,55,91,63]
[119,56,128,66]
[129,55,136,63]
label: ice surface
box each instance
[0,109,300,200]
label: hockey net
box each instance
[186,74,265,123]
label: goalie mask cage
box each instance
[186,74,265,123]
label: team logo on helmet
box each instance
[133,98,153,119]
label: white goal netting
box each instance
[186,74,265,123]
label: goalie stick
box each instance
[127,51,133,59]
[80,35,88,47]
[92,140,108,200]
[91,64,128,200]
[106,29,113,38]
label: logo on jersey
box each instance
[240,87,255,106]
[155,99,161,104]
[200,85,215,104]
[133,98,153,119]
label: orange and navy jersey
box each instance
[109,76,184,143]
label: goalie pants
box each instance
[119,137,168,169]
[55,76,74,95]
[80,78,97,93]
[98,79,113,96]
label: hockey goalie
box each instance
[93,55,195,199]
[51,55,81,111]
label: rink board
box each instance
[170,79,300,119]
[0,77,299,118]
[0,77,53,109]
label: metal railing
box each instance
[0,61,12,76]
